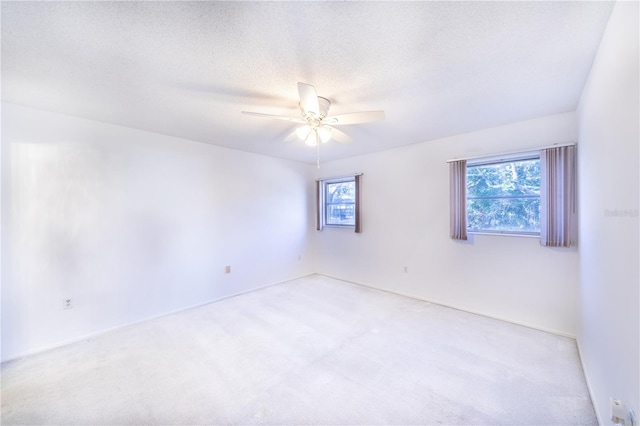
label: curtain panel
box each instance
[540,145,576,247]
[354,174,362,233]
[315,180,323,231]
[449,160,467,240]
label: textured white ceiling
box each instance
[1,1,614,164]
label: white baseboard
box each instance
[1,273,315,364]
[2,272,576,364]
[576,338,601,424]
[318,273,577,339]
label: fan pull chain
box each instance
[316,131,321,168]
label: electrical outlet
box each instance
[404,266,408,273]
[62,298,73,310]
[610,397,632,425]
[225,265,231,274]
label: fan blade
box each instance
[325,111,385,125]
[241,111,305,123]
[297,83,319,115]
[328,127,352,144]
[284,129,299,142]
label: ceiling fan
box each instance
[241,82,385,147]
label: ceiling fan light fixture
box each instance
[296,125,310,141]
[317,125,332,143]
[305,130,318,146]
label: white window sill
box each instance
[468,231,540,239]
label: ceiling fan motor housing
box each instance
[301,97,331,125]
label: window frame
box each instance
[466,153,541,237]
[320,176,356,228]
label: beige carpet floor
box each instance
[1,274,596,425]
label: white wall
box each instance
[1,103,316,361]
[315,112,580,336]
[576,1,639,423]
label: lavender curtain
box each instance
[316,180,323,231]
[540,145,576,247]
[354,174,362,233]
[449,160,467,240]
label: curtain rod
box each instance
[316,172,363,182]
[446,142,576,163]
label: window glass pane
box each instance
[467,159,540,198]
[325,181,355,203]
[466,157,541,234]
[324,180,355,226]
[468,197,540,233]
[326,204,355,225]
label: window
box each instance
[322,177,356,226]
[451,145,574,242]
[466,155,541,235]
[316,174,361,232]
